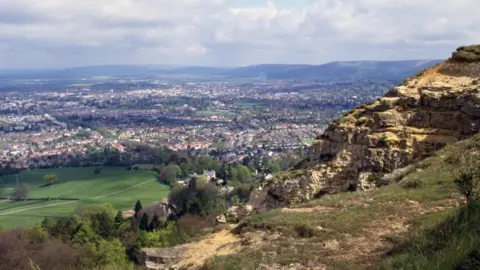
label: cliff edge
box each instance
[249,45,480,210]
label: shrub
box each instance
[445,150,480,203]
[294,224,316,238]
[401,178,425,189]
[379,99,392,109]
[43,173,57,186]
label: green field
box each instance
[0,167,170,229]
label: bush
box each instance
[400,178,425,189]
[294,224,316,238]
[445,150,480,203]
[169,181,226,218]
[43,173,57,186]
[229,184,254,203]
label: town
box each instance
[0,79,394,171]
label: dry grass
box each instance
[176,227,241,269]
[201,136,478,269]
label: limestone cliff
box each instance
[249,45,480,210]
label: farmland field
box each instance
[0,167,170,229]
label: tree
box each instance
[237,165,252,183]
[43,173,57,186]
[12,184,28,200]
[83,238,128,268]
[180,162,193,178]
[90,212,115,239]
[446,150,480,203]
[114,211,123,229]
[169,182,226,218]
[186,198,202,215]
[266,160,281,174]
[159,165,182,187]
[139,213,149,231]
[196,156,218,172]
[149,214,161,231]
[41,217,52,231]
[188,177,198,191]
[134,200,143,218]
[228,165,237,181]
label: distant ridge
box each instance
[0,60,442,82]
[223,60,443,81]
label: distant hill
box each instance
[221,64,314,79]
[223,60,442,81]
[0,60,442,82]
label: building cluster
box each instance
[0,79,388,169]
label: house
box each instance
[111,142,125,153]
[203,170,216,181]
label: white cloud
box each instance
[0,0,478,68]
[186,44,208,55]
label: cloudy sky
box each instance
[0,0,478,69]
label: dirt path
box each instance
[175,228,241,269]
[0,180,156,216]
[281,205,336,213]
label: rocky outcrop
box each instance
[250,46,480,210]
[142,246,188,270]
[226,204,253,223]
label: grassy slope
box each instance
[204,136,480,269]
[0,167,170,229]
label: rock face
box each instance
[142,246,188,270]
[249,46,480,210]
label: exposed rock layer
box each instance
[249,47,480,210]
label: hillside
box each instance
[249,45,480,210]
[136,133,480,269]
[204,134,477,269]
[130,46,480,270]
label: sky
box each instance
[0,0,478,69]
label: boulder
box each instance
[226,204,253,223]
[216,214,227,224]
